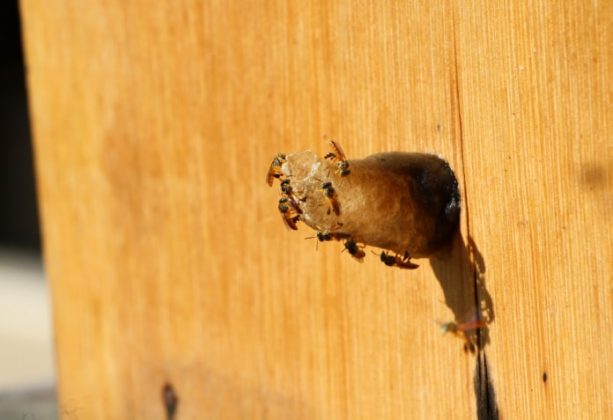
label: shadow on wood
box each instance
[430,233,494,351]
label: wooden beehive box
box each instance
[20,1,612,418]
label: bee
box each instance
[324,140,350,176]
[377,251,419,269]
[280,179,292,195]
[280,180,305,215]
[321,181,340,215]
[266,153,286,186]
[439,319,486,336]
[439,316,485,354]
[305,231,350,250]
[343,239,365,261]
[278,197,300,230]
[314,231,350,242]
[316,231,333,242]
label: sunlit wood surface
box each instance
[21,0,611,418]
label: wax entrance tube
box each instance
[279,150,460,259]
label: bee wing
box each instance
[287,196,303,214]
[281,214,298,230]
[329,140,346,161]
[396,260,419,270]
[439,322,456,335]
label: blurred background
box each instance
[0,1,57,418]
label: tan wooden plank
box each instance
[456,1,612,418]
[21,0,610,418]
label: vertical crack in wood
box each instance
[450,2,469,235]
[449,3,500,419]
[474,353,500,420]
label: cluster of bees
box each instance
[266,141,418,270]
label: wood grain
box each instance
[457,2,613,418]
[20,0,611,418]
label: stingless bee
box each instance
[280,179,292,195]
[305,230,351,250]
[316,231,333,242]
[266,153,286,186]
[439,316,486,354]
[312,231,350,242]
[439,319,486,336]
[324,140,350,176]
[377,251,419,269]
[278,179,303,215]
[321,181,340,215]
[343,239,365,261]
[278,197,300,230]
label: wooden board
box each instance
[456,2,613,418]
[20,0,611,418]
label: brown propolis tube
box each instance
[269,146,461,266]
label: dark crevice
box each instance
[474,353,500,420]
